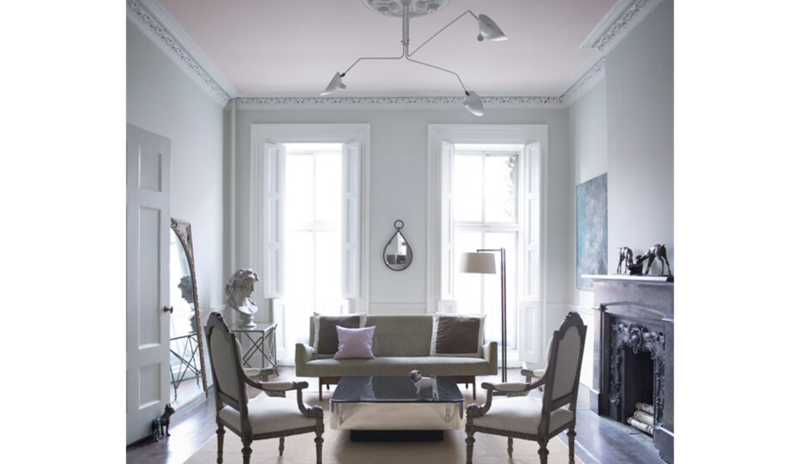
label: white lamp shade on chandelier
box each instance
[321,72,346,96]
[477,14,508,42]
[320,0,508,116]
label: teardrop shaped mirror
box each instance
[383,220,413,271]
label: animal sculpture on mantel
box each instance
[617,247,634,274]
[642,244,672,276]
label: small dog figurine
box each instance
[409,370,438,399]
[151,404,176,442]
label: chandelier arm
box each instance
[405,56,468,94]
[342,54,405,76]
[407,10,478,57]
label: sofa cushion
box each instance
[301,355,495,377]
[334,326,376,359]
[430,313,485,357]
[314,314,364,356]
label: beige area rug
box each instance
[186,392,583,464]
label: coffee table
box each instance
[330,375,464,441]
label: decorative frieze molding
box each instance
[561,59,606,105]
[582,0,664,53]
[235,94,564,110]
[127,0,233,106]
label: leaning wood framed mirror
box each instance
[169,218,208,409]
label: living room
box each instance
[4,0,797,463]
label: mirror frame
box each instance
[170,218,208,396]
[383,219,413,271]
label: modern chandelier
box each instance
[321,0,508,116]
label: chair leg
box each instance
[508,437,513,457]
[472,380,476,400]
[279,436,285,456]
[215,424,225,464]
[241,438,253,464]
[465,428,475,464]
[319,378,323,401]
[538,439,549,464]
[315,429,324,464]
[568,427,576,464]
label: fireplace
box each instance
[586,276,674,463]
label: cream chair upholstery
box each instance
[206,312,324,464]
[465,312,587,464]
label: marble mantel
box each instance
[583,275,674,464]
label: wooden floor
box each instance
[126,368,665,464]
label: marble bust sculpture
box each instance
[225,269,260,328]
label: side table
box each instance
[230,322,279,377]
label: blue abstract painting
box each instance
[577,173,608,290]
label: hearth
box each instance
[584,276,674,463]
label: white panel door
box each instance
[126,124,171,444]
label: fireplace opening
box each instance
[622,348,654,422]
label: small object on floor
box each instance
[151,404,176,442]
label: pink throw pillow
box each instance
[333,325,376,359]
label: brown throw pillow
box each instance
[430,313,485,357]
[314,315,363,356]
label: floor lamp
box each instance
[460,248,507,383]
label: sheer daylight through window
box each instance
[453,144,522,350]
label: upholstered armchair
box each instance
[465,312,587,464]
[206,312,324,464]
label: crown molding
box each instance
[561,58,606,106]
[127,0,234,106]
[235,94,565,110]
[581,0,664,53]
[126,0,661,111]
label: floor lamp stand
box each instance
[477,248,507,383]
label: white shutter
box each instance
[440,140,455,301]
[520,142,543,365]
[523,143,542,301]
[262,143,285,298]
[341,141,362,300]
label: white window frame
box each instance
[250,124,370,360]
[452,148,522,348]
[427,124,548,367]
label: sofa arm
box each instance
[483,341,498,371]
[295,343,315,374]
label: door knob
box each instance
[163,306,173,314]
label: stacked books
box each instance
[626,402,654,435]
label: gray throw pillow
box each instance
[430,313,485,357]
[315,315,362,356]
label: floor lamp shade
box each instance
[460,252,496,274]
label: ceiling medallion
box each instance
[361,0,451,18]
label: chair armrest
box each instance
[245,377,309,392]
[468,377,547,420]
[520,368,546,383]
[482,341,498,371]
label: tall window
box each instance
[452,145,520,349]
[283,143,344,350]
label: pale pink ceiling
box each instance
[159,0,617,95]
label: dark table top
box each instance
[330,376,464,404]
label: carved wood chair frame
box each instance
[465,312,587,464]
[206,312,324,464]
